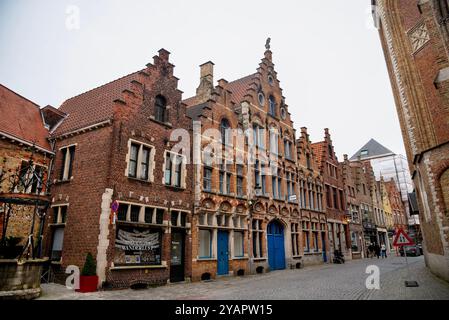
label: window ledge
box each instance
[127,177,152,184]
[53,178,73,185]
[165,185,186,191]
[110,265,167,271]
[304,251,322,255]
[149,117,172,129]
[49,223,66,228]
[116,221,166,228]
[232,256,249,260]
[292,255,302,259]
[196,258,216,262]
[252,257,267,261]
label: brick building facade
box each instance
[45,49,194,288]
[341,155,364,259]
[184,45,302,280]
[374,0,449,281]
[312,129,350,260]
[297,127,328,265]
[385,179,408,232]
[0,84,54,250]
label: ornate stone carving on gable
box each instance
[268,205,278,215]
[254,202,264,213]
[408,22,430,54]
[202,198,215,210]
[219,201,232,213]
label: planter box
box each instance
[0,259,47,300]
[76,275,99,293]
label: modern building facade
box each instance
[374,0,449,281]
[350,139,418,226]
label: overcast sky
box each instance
[0,0,406,159]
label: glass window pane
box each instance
[199,230,211,257]
[234,232,244,257]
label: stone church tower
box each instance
[373,0,449,281]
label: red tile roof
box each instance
[182,73,257,108]
[0,84,52,152]
[53,70,143,136]
[182,96,201,108]
[225,73,257,104]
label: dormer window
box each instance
[258,92,265,106]
[155,95,167,123]
[269,95,276,117]
[220,118,231,145]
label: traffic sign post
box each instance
[110,200,119,225]
[392,228,419,287]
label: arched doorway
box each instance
[267,220,286,270]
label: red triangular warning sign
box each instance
[393,228,414,247]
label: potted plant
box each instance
[77,252,98,293]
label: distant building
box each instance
[350,139,418,227]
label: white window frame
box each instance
[59,144,76,181]
[163,150,187,189]
[125,139,155,182]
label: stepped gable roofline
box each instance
[350,138,395,161]
[0,83,52,152]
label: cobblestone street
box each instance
[39,256,449,300]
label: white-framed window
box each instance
[284,140,292,160]
[291,223,300,256]
[252,219,264,258]
[51,227,64,261]
[116,202,166,225]
[126,140,155,182]
[234,231,244,257]
[171,210,188,227]
[303,221,310,252]
[219,163,232,195]
[59,145,75,181]
[52,205,68,224]
[269,129,278,155]
[199,229,212,258]
[164,151,186,188]
[236,165,244,197]
[203,167,212,192]
[252,124,265,149]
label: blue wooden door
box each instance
[267,221,286,270]
[217,231,229,275]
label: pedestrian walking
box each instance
[381,243,387,259]
[374,243,381,259]
[368,243,374,258]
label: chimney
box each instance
[196,61,215,103]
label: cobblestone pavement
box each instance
[39,256,449,300]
